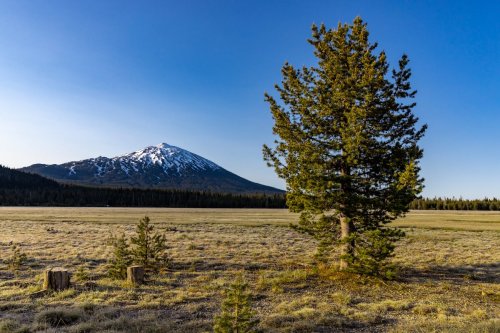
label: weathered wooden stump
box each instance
[127,265,144,286]
[43,268,70,291]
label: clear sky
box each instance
[0,1,498,198]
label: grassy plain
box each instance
[0,207,498,332]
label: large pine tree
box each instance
[263,17,426,273]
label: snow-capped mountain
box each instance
[20,143,282,194]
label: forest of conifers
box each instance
[0,165,285,208]
[0,186,286,208]
[1,165,499,210]
[409,197,500,211]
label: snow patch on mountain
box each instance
[110,143,221,175]
[61,143,221,179]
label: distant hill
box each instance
[0,164,59,189]
[20,143,283,194]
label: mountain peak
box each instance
[116,143,220,173]
[19,143,283,194]
[156,142,173,148]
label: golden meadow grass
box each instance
[0,208,498,332]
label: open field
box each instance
[0,208,498,332]
[394,210,500,232]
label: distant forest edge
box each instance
[0,165,285,208]
[1,165,499,210]
[410,198,500,211]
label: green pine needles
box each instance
[107,234,133,279]
[7,243,28,272]
[264,17,426,276]
[342,228,405,278]
[130,216,169,273]
[213,276,259,333]
[107,216,169,279]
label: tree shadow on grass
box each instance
[399,262,499,284]
[171,260,271,272]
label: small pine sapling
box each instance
[213,275,259,333]
[7,243,28,272]
[107,233,132,279]
[130,216,169,274]
[74,265,90,282]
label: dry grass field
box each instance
[0,208,498,332]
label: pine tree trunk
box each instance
[43,268,70,291]
[127,265,144,285]
[339,216,353,270]
[339,163,354,270]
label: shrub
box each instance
[130,216,169,274]
[74,266,90,282]
[213,275,259,333]
[35,307,83,327]
[107,233,133,279]
[6,243,28,272]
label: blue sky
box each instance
[0,1,498,198]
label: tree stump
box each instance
[43,268,70,291]
[127,265,144,286]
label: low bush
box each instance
[106,216,170,279]
[107,234,132,279]
[213,275,259,333]
[6,243,28,272]
[35,307,84,327]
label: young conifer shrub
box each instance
[213,276,259,333]
[6,243,28,272]
[74,265,90,282]
[107,233,132,279]
[130,216,169,274]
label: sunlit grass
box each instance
[0,208,498,332]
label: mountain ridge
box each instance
[20,143,283,194]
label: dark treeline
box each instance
[410,197,500,211]
[0,165,286,208]
[0,164,60,189]
[3,165,499,210]
[0,187,286,208]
